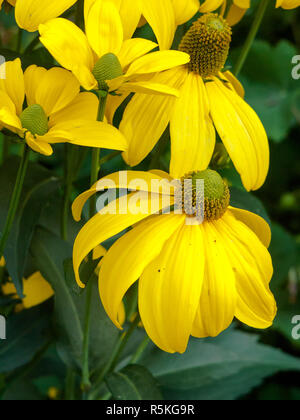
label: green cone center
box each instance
[92,53,123,91]
[20,104,48,136]
[181,169,230,221]
[179,14,232,78]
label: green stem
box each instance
[0,136,10,166]
[24,35,40,54]
[130,335,150,364]
[234,0,269,77]
[65,368,76,401]
[81,92,108,395]
[89,313,141,400]
[61,144,75,241]
[0,144,30,259]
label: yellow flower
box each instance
[200,0,300,26]
[85,0,200,50]
[72,169,277,354]
[38,0,190,93]
[119,14,269,192]
[0,59,127,156]
[2,271,54,309]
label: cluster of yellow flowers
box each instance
[0,0,299,354]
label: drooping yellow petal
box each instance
[120,68,185,167]
[192,221,237,338]
[25,132,53,155]
[100,214,185,329]
[140,222,205,353]
[170,72,216,178]
[226,4,248,26]
[206,78,269,191]
[0,59,24,116]
[33,67,80,116]
[126,50,190,78]
[49,92,98,127]
[39,18,97,90]
[228,206,271,248]
[72,170,175,222]
[172,0,199,25]
[118,80,179,96]
[73,192,168,287]
[105,92,129,124]
[118,38,158,70]
[85,0,123,58]
[199,0,224,13]
[0,91,23,135]
[118,0,142,39]
[140,0,176,50]
[216,211,277,329]
[221,71,245,98]
[43,120,128,151]
[15,0,77,32]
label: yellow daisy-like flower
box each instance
[72,169,277,354]
[85,0,200,50]
[119,14,269,192]
[200,0,300,26]
[2,271,54,309]
[0,59,127,156]
[0,0,77,32]
[39,0,190,94]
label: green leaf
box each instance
[239,40,298,142]
[30,227,120,371]
[0,156,59,295]
[141,328,300,400]
[106,365,163,401]
[0,303,52,374]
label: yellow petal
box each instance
[226,4,248,26]
[228,206,271,248]
[105,92,129,124]
[206,78,269,191]
[118,0,142,39]
[233,0,250,7]
[216,211,277,329]
[126,50,190,78]
[15,0,77,32]
[199,0,224,13]
[172,0,199,25]
[221,71,245,98]
[49,92,98,127]
[118,38,158,70]
[72,170,175,222]
[100,214,185,329]
[25,133,53,155]
[33,67,80,116]
[93,245,106,260]
[39,18,97,90]
[23,272,54,308]
[73,192,168,288]
[118,80,179,96]
[278,0,300,9]
[44,120,128,151]
[192,221,237,338]
[0,91,23,135]
[140,0,176,50]
[170,72,216,178]
[0,58,24,116]
[120,68,185,167]
[85,0,123,58]
[140,222,205,353]
[24,65,47,107]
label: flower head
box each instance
[0,59,127,155]
[72,169,277,354]
[119,13,269,192]
[39,0,190,93]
